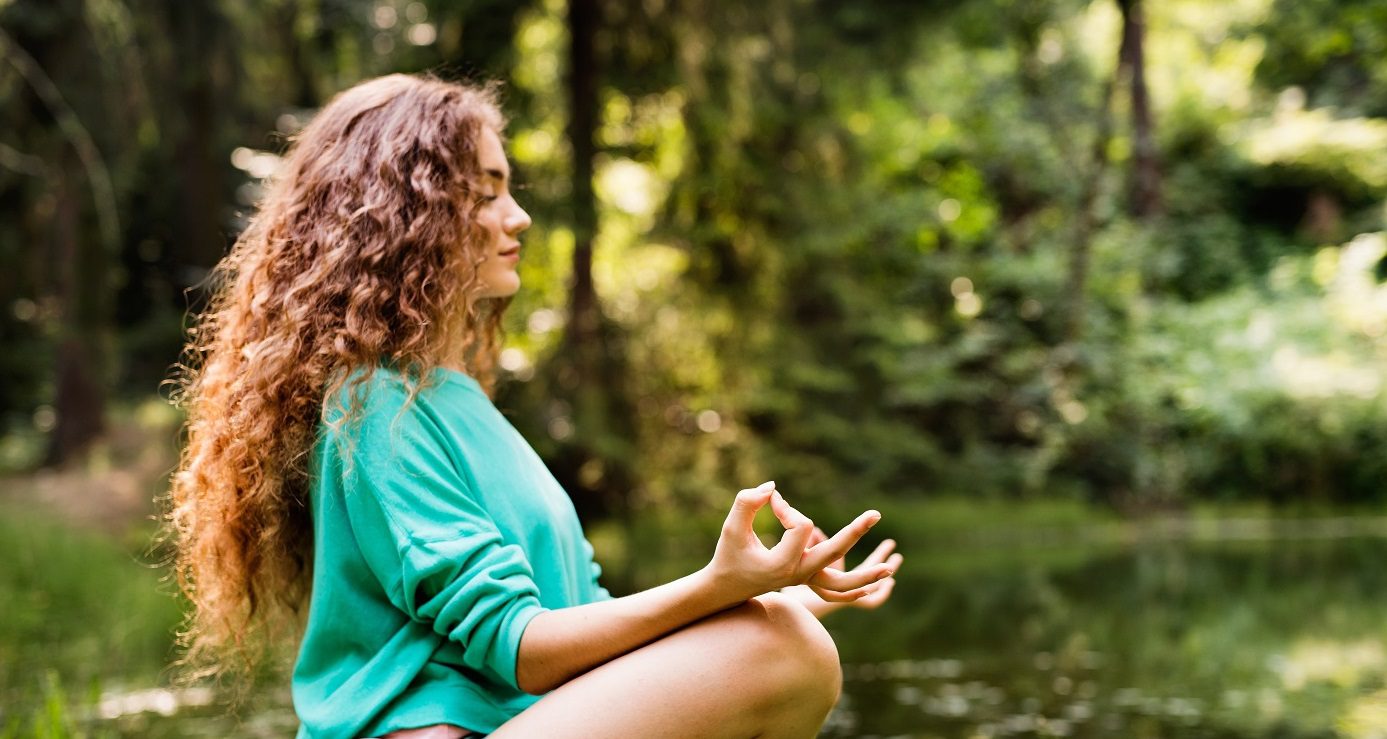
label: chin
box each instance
[482,276,521,299]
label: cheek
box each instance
[477,211,504,240]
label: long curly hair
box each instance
[168,74,509,677]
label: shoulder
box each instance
[321,365,494,444]
[326,365,483,416]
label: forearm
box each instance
[514,485,888,693]
[514,565,745,694]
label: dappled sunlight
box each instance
[1272,347,1381,400]
[97,686,215,720]
[595,157,661,218]
[1340,689,1387,739]
[513,0,565,99]
[1267,232,1387,398]
[1326,232,1387,339]
[592,242,686,324]
[1272,639,1386,691]
[1243,103,1387,190]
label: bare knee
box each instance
[725,593,842,709]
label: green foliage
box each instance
[1255,0,1387,117]
[3,0,1387,509]
[528,0,1387,512]
[0,505,179,737]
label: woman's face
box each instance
[473,126,532,299]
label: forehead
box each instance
[476,127,509,177]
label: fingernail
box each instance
[759,480,775,490]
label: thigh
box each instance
[490,595,839,739]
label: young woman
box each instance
[169,74,902,739]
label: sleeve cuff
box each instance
[496,599,548,693]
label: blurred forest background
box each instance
[5,0,1387,514]
[5,0,1387,737]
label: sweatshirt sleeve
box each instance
[583,539,613,602]
[331,377,547,691]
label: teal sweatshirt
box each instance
[292,367,610,739]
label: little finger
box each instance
[856,577,896,609]
[808,563,893,592]
[808,582,873,603]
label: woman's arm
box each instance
[514,483,892,694]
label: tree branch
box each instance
[0,141,48,177]
[0,25,120,255]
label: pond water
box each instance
[817,521,1387,738]
[10,516,1387,738]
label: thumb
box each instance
[723,482,775,535]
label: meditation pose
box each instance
[169,74,902,739]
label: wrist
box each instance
[692,563,754,613]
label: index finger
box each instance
[768,489,802,530]
[722,482,776,535]
[799,509,880,574]
[767,491,815,563]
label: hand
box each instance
[804,526,903,610]
[704,482,890,606]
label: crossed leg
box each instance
[490,593,843,739]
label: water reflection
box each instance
[823,535,1387,738]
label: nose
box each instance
[505,200,532,235]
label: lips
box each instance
[499,243,521,257]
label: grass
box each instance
[0,503,182,737]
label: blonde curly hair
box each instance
[168,74,509,677]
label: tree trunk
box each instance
[556,0,637,522]
[45,152,107,465]
[1063,72,1116,345]
[278,2,319,109]
[1119,0,1161,219]
[167,0,226,275]
[2,8,114,465]
[1060,29,1122,345]
[566,0,599,363]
